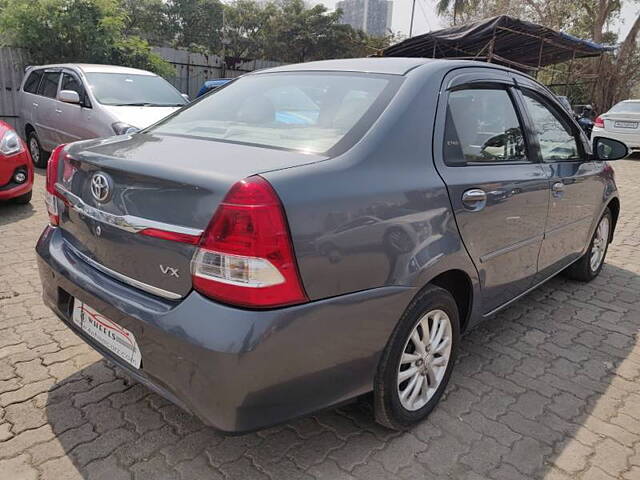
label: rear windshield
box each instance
[85,73,186,107]
[148,72,401,155]
[609,102,640,113]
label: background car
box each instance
[0,121,33,204]
[19,64,188,167]
[196,78,232,97]
[592,99,640,155]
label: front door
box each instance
[55,71,95,144]
[434,75,549,313]
[517,88,606,277]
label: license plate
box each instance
[72,300,141,368]
[614,121,638,129]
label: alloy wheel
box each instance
[590,215,610,272]
[29,137,40,165]
[397,309,452,411]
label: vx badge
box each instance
[160,265,180,278]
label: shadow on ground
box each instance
[45,263,639,479]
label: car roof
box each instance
[254,57,531,78]
[618,99,640,103]
[27,63,156,76]
[258,58,434,76]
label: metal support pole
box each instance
[565,50,576,97]
[409,0,416,37]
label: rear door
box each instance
[20,69,44,135]
[515,84,606,277]
[34,69,62,151]
[434,69,549,313]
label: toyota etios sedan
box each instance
[37,58,627,432]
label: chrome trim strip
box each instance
[479,234,543,263]
[64,241,183,300]
[55,183,204,237]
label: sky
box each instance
[318,0,639,42]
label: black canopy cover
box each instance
[383,15,613,71]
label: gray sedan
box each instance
[36,57,627,432]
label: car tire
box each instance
[563,208,612,282]
[374,285,460,430]
[27,131,48,168]
[13,190,32,205]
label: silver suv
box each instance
[19,64,187,167]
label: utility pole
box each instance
[409,0,416,37]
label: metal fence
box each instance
[0,47,29,130]
[0,46,283,129]
[152,47,283,98]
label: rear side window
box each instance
[609,101,640,113]
[38,71,61,98]
[23,70,43,94]
[444,88,528,166]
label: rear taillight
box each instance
[594,116,605,128]
[45,144,67,226]
[191,176,308,308]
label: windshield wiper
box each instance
[112,102,184,107]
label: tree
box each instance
[0,0,173,77]
[121,0,171,46]
[165,0,224,52]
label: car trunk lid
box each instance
[54,133,324,300]
[602,112,640,133]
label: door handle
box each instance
[462,188,487,211]
[32,102,38,108]
[552,182,565,196]
[55,108,62,113]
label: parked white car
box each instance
[19,64,187,167]
[592,99,640,156]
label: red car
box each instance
[0,121,33,204]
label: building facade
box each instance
[336,0,393,37]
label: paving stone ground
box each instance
[1,162,639,480]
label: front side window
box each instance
[23,70,43,94]
[61,72,89,106]
[38,71,60,98]
[522,91,581,162]
[149,72,399,155]
[84,73,186,107]
[444,88,527,166]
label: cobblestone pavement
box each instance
[1,162,639,480]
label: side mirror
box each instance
[181,93,190,102]
[593,137,628,161]
[58,90,80,104]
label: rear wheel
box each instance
[564,208,612,282]
[374,285,460,430]
[13,190,32,204]
[27,131,48,168]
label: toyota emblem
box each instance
[90,172,112,203]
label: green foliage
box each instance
[0,0,172,77]
[0,0,395,69]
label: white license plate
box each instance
[72,300,142,369]
[614,121,638,129]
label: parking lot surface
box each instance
[1,162,639,480]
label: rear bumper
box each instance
[36,226,413,432]
[592,127,640,151]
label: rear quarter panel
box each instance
[263,63,481,323]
